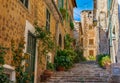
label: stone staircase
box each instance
[43,61,110,83]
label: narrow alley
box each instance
[1,0,120,83]
[44,61,110,83]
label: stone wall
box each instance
[0,0,57,82]
[96,0,109,55]
[81,11,97,58]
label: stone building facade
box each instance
[81,10,97,59]
[0,0,76,83]
[108,0,119,63]
[94,0,120,63]
[73,21,80,48]
[95,0,109,55]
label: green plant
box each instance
[54,49,76,69]
[46,62,54,71]
[101,56,111,67]
[0,45,8,65]
[97,54,111,68]
[0,45,10,83]
[87,55,96,61]
[74,50,86,63]
[70,21,74,30]
[60,8,67,20]
[64,34,74,49]
[34,24,55,55]
[11,39,31,83]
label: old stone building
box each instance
[95,0,109,55]
[81,10,97,59]
[73,21,80,48]
[108,0,119,63]
[94,0,120,63]
[0,0,76,83]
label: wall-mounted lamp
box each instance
[93,18,97,26]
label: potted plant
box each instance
[41,62,54,82]
[97,54,111,69]
[43,62,54,77]
[101,56,111,68]
[54,50,74,71]
[55,55,66,71]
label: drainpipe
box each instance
[109,15,116,63]
[109,20,113,63]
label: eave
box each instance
[44,0,63,23]
[72,0,77,7]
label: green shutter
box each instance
[58,0,64,8]
[62,0,64,8]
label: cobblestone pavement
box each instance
[44,61,110,83]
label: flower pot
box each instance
[57,66,65,71]
[43,70,53,77]
[41,74,47,82]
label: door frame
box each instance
[24,20,38,83]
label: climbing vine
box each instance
[11,39,31,83]
[34,24,55,55]
[64,34,74,49]
[0,45,10,83]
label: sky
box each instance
[74,0,94,21]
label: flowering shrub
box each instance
[0,45,10,83]
[87,55,96,61]
[97,54,111,68]
[11,39,31,83]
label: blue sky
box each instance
[74,0,94,21]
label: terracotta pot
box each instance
[43,70,53,77]
[41,74,47,82]
[57,66,65,71]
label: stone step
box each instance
[48,76,109,82]
[47,78,108,83]
[44,62,110,83]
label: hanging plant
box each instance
[60,8,67,20]
[70,21,74,30]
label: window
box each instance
[20,0,29,8]
[58,0,64,8]
[59,34,62,47]
[46,9,50,31]
[89,39,94,45]
[89,50,94,56]
[26,31,36,83]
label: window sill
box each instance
[1,64,16,82]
